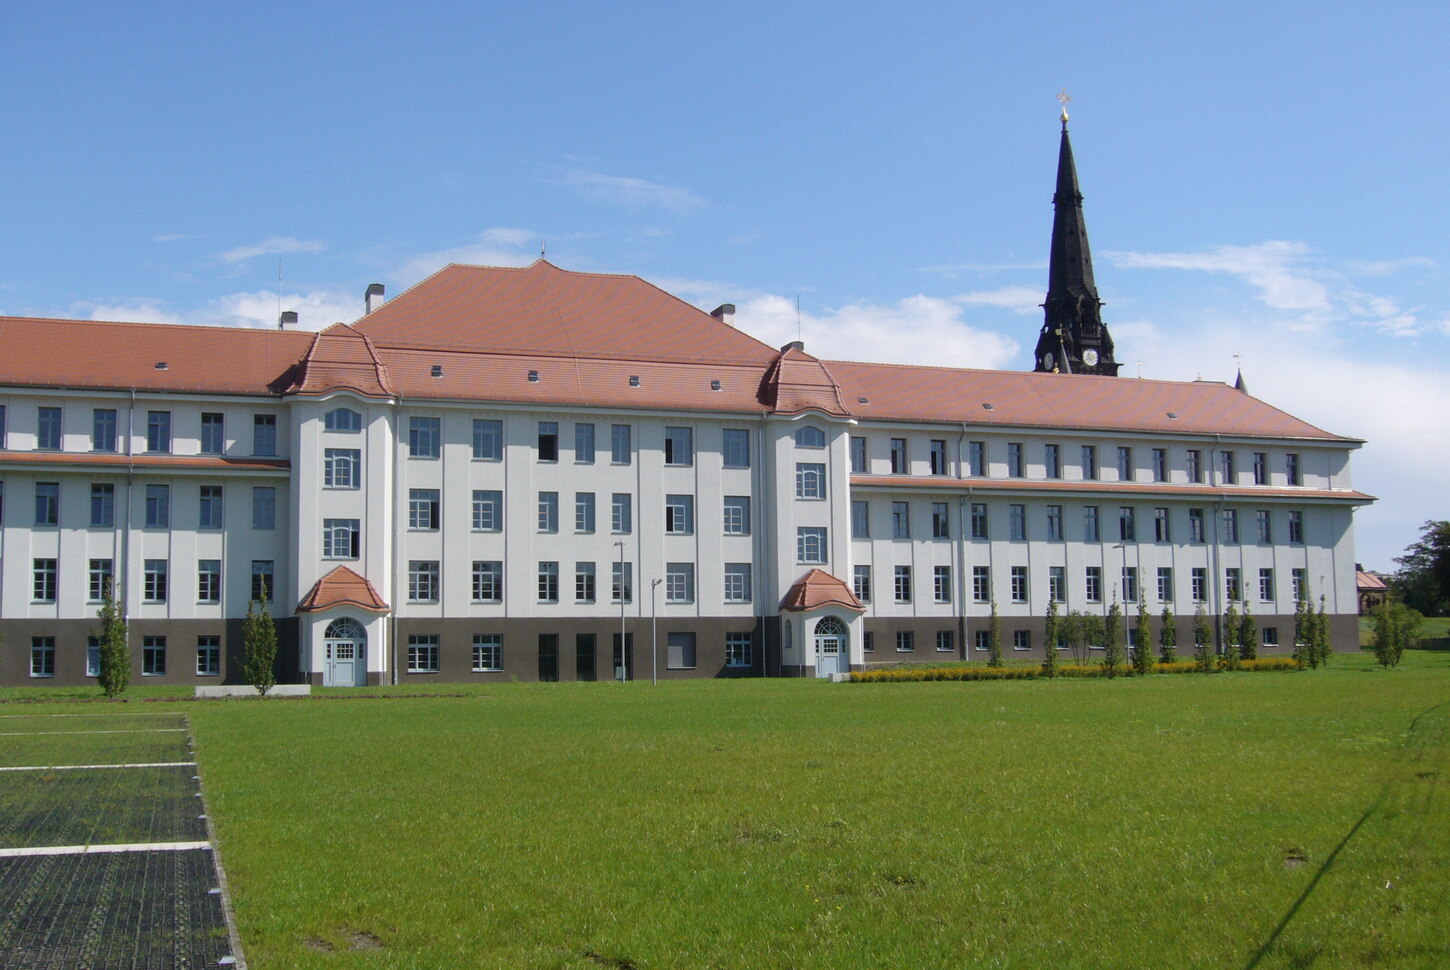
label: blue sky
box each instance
[2,1,1446,570]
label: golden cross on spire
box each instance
[1056,88,1071,126]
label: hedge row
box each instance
[850,655,1301,683]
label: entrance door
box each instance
[322,618,368,687]
[814,616,848,678]
[539,634,560,682]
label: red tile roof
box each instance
[1356,570,1389,591]
[287,324,396,398]
[296,566,390,614]
[0,452,290,473]
[850,475,1375,504]
[761,346,850,416]
[780,568,866,613]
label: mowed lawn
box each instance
[14,651,1449,969]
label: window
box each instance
[1047,505,1063,542]
[1192,567,1207,602]
[252,487,275,529]
[1118,506,1136,542]
[1286,453,1301,486]
[325,407,361,432]
[929,439,948,475]
[575,562,596,603]
[473,634,503,671]
[140,636,166,676]
[973,565,990,603]
[196,636,220,677]
[573,492,595,533]
[968,441,985,476]
[251,561,274,602]
[36,481,59,525]
[724,563,752,603]
[1255,509,1272,543]
[723,428,751,468]
[1044,443,1062,479]
[409,561,440,602]
[0,404,5,446]
[1013,630,1031,652]
[471,419,503,460]
[537,562,559,602]
[932,502,950,539]
[1253,452,1268,485]
[323,519,360,558]
[664,427,693,465]
[851,500,870,539]
[537,421,559,461]
[1083,506,1100,542]
[576,634,598,682]
[889,438,907,473]
[1152,448,1167,482]
[538,492,558,532]
[87,637,101,677]
[895,565,913,603]
[612,562,633,604]
[726,633,753,667]
[90,558,115,602]
[797,527,827,564]
[937,630,955,653]
[407,635,440,673]
[796,463,826,500]
[975,630,991,652]
[666,633,698,670]
[1010,504,1026,541]
[1187,449,1203,484]
[145,484,170,528]
[1007,442,1024,477]
[1011,566,1028,602]
[472,490,503,532]
[38,406,62,449]
[1188,508,1205,543]
[145,559,169,602]
[1225,568,1242,602]
[795,426,826,448]
[665,494,694,534]
[1157,567,1173,602]
[408,416,440,458]
[1259,568,1275,601]
[896,631,915,653]
[853,565,872,602]
[613,493,633,534]
[92,408,118,452]
[891,501,910,539]
[971,502,989,539]
[1123,567,1139,602]
[1081,445,1098,480]
[1289,510,1304,544]
[197,559,221,602]
[1049,566,1065,602]
[1292,568,1307,602]
[611,424,631,464]
[1263,627,1280,648]
[849,436,867,473]
[1085,566,1102,603]
[199,485,223,529]
[1219,450,1235,484]
[935,565,952,603]
[472,561,503,602]
[1116,446,1133,481]
[90,483,114,528]
[1154,507,1170,543]
[252,414,278,456]
[324,448,360,488]
[1222,509,1239,543]
[33,558,58,602]
[574,423,595,463]
[665,563,695,603]
[409,488,440,530]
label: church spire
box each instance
[1033,96,1119,377]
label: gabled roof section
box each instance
[780,569,866,613]
[296,566,390,614]
[829,361,1357,442]
[0,316,312,396]
[760,345,851,417]
[355,260,780,366]
[286,323,396,398]
[1356,569,1388,592]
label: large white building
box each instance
[0,127,1372,687]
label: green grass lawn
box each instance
[8,651,1448,969]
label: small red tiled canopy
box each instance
[780,568,865,613]
[296,566,390,614]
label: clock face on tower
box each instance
[1043,351,1055,371]
[1083,348,1099,367]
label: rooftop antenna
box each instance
[795,294,802,343]
[541,240,546,258]
[1136,361,1143,379]
[276,259,283,331]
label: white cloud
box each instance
[1108,241,1330,314]
[734,293,1019,369]
[79,302,185,326]
[954,285,1043,313]
[218,236,326,263]
[553,168,706,214]
[196,290,361,330]
[1344,256,1435,277]
[395,228,542,282]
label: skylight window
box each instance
[629,376,640,387]
[431,365,443,377]
[527,370,539,382]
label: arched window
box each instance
[814,615,847,637]
[325,407,362,432]
[794,425,826,448]
[324,617,367,640]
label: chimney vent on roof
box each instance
[155,361,168,370]
[710,303,736,326]
[431,365,443,377]
[278,310,299,330]
[527,370,539,383]
[365,283,386,315]
[781,340,805,353]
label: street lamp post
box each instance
[615,541,626,682]
[651,578,662,686]
[1112,542,1132,653]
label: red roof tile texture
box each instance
[0,452,290,473]
[287,324,396,398]
[296,566,390,614]
[780,568,866,613]
[1356,570,1389,591]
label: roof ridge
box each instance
[0,315,314,338]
